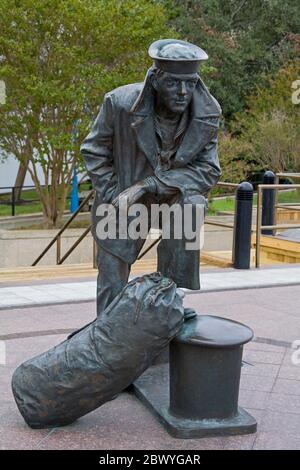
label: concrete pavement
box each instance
[1,276,300,449]
[0,264,300,310]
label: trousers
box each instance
[96,192,206,315]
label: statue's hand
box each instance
[111,181,147,209]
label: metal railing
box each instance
[132,182,240,266]
[26,173,300,270]
[31,190,97,267]
[0,182,91,217]
[0,185,40,217]
[274,172,300,219]
[255,182,300,268]
[32,181,241,269]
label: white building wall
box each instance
[0,153,86,195]
[0,154,46,193]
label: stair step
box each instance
[0,252,230,283]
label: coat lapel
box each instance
[131,114,157,170]
[130,72,158,170]
[174,117,219,167]
[129,71,221,170]
[174,78,221,167]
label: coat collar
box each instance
[130,68,221,169]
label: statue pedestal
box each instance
[133,315,257,438]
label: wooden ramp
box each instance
[252,234,300,264]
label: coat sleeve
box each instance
[154,136,222,196]
[80,94,118,203]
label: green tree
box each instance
[240,60,300,174]
[0,0,173,227]
[223,60,300,178]
[217,132,253,184]
[166,0,300,119]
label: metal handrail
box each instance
[31,180,240,268]
[276,172,300,179]
[29,175,300,270]
[138,181,239,262]
[274,173,300,227]
[276,204,300,211]
[32,190,94,266]
[58,224,92,265]
[216,182,239,188]
[255,183,300,268]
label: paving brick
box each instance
[260,410,300,435]
[240,374,275,392]
[241,362,280,378]
[238,390,269,410]
[1,279,300,450]
[273,378,300,396]
[253,431,300,450]
[267,392,300,414]
[243,349,284,365]
[278,365,300,381]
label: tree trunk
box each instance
[40,184,69,228]
[14,162,28,201]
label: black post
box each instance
[262,170,275,236]
[11,187,16,216]
[233,181,254,269]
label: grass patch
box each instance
[0,201,42,217]
[209,190,300,215]
[1,186,299,219]
[0,182,92,217]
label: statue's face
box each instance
[153,71,198,114]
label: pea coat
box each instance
[80,68,222,289]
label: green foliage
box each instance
[162,0,300,179]
[218,132,253,183]
[0,0,174,226]
[232,60,300,173]
[166,0,300,118]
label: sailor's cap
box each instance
[148,39,208,74]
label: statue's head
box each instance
[152,69,198,114]
[149,39,208,114]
